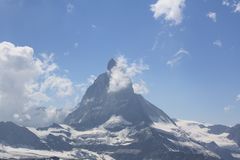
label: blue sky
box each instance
[0,0,240,126]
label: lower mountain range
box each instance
[0,59,239,160]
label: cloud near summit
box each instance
[108,56,149,94]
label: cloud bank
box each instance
[0,42,77,127]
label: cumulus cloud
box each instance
[167,48,189,67]
[207,12,217,22]
[0,42,41,122]
[41,75,73,97]
[0,41,76,127]
[150,0,186,25]
[133,80,149,94]
[213,40,222,47]
[108,56,149,93]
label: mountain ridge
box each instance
[0,58,239,160]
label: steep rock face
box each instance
[0,121,48,150]
[64,59,174,130]
[228,124,240,146]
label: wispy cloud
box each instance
[133,80,149,94]
[66,3,74,13]
[234,2,240,13]
[91,24,97,30]
[224,94,240,112]
[167,48,189,67]
[74,42,79,48]
[213,40,222,47]
[224,105,232,112]
[63,51,70,56]
[222,0,230,6]
[207,12,217,22]
[236,94,240,101]
[222,0,240,13]
[150,0,186,25]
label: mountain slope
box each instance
[65,59,174,130]
[175,119,240,160]
[62,59,220,159]
[0,121,48,150]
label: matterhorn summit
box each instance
[64,58,174,130]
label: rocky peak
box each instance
[107,58,117,71]
[64,59,174,130]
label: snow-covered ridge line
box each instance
[175,119,238,148]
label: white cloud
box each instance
[66,3,74,13]
[133,80,149,94]
[74,42,79,48]
[40,75,73,97]
[0,42,41,122]
[0,41,76,127]
[91,24,97,30]
[207,12,217,22]
[87,75,97,84]
[213,40,222,47]
[13,106,71,127]
[222,1,240,13]
[222,0,230,6]
[224,105,232,112]
[236,94,240,101]
[63,51,70,56]
[150,0,186,25]
[108,56,149,93]
[167,48,189,67]
[234,2,240,12]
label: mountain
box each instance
[64,58,174,130]
[175,120,240,160]
[62,59,221,159]
[0,59,239,160]
[0,121,47,150]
